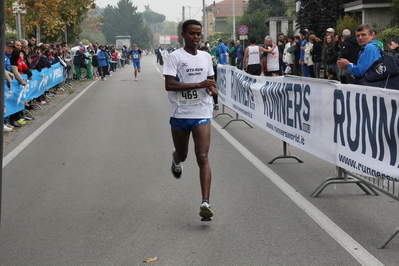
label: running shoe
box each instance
[171,154,182,179]
[135,78,138,81]
[199,202,214,219]
[4,125,13,132]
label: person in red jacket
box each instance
[17,52,32,79]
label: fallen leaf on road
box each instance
[142,256,158,262]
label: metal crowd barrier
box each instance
[311,167,399,249]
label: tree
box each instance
[238,0,287,42]
[391,0,399,27]
[101,0,153,48]
[142,5,166,24]
[5,0,96,43]
[296,0,352,37]
[78,7,106,45]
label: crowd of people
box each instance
[173,24,399,88]
[4,36,145,132]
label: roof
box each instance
[206,0,249,18]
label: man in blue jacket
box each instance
[337,24,381,79]
[216,39,228,65]
[236,40,244,70]
[97,45,109,81]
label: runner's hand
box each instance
[199,79,216,89]
[206,86,218,96]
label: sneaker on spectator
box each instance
[16,119,26,125]
[23,116,34,121]
[4,124,13,132]
[40,101,46,104]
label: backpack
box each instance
[358,46,399,90]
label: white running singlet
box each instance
[247,46,260,65]
[163,48,215,119]
[266,46,279,71]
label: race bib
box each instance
[133,54,139,59]
[177,89,203,106]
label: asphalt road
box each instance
[1,54,398,266]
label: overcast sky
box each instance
[95,0,207,22]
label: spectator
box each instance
[339,29,361,84]
[282,36,294,75]
[200,45,219,110]
[309,34,323,78]
[30,46,42,71]
[299,29,310,77]
[236,40,244,70]
[38,45,52,70]
[228,40,237,66]
[79,42,87,53]
[73,47,89,80]
[287,36,301,76]
[303,34,314,77]
[326,28,335,37]
[110,47,118,72]
[4,41,17,129]
[28,35,36,53]
[277,33,286,75]
[262,36,280,76]
[337,24,382,84]
[216,39,229,65]
[97,45,109,81]
[323,34,338,78]
[85,50,93,79]
[326,68,339,81]
[371,30,384,50]
[91,50,100,80]
[10,41,27,86]
[388,41,399,53]
[243,36,276,76]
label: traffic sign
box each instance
[238,25,249,36]
[239,35,248,40]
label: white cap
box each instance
[326,28,335,33]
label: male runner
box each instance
[130,44,142,81]
[163,19,218,220]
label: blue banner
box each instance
[4,63,64,116]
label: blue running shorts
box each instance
[133,60,141,69]
[169,117,211,132]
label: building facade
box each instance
[344,0,392,28]
[205,0,248,38]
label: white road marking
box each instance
[211,119,384,266]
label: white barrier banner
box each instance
[217,65,399,181]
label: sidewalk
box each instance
[3,79,89,147]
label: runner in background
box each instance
[130,44,142,81]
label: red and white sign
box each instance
[238,25,249,35]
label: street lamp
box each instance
[12,2,26,40]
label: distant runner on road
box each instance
[162,19,218,221]
[130,44,142,81]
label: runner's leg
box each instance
[192,123,211,200]
[171,127,190,164]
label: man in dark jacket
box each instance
[73,47,89,80]
[339,29,361,84]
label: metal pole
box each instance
[182,6,185,21]
[16,13,21,40]
[0,0,6,228]
[232,0,236,41]
[203,0,207,41]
